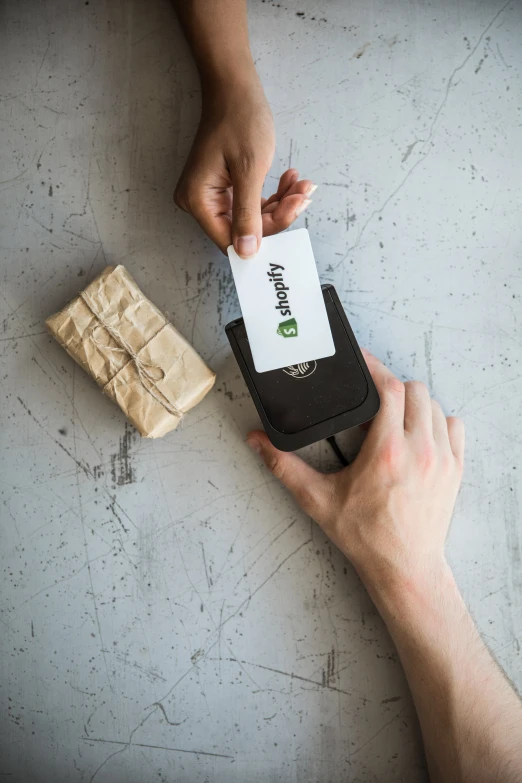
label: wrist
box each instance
[200,56,262,103]
[358,555,457,626]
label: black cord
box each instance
[326,435,349,467]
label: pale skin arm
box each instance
[173,0,314,257]
[376,561,522,782]
[247,351,522,783]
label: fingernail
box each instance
[236,235,258,258]
[295,198,312,218]
[306,183,318,196]
[246,436,262,455]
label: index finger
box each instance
[262,168,300,208]
[262,193,311,236]
[361,349,406,442]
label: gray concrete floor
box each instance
[1,0,521,781]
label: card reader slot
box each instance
[229,290,369,435]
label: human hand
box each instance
[246,351,465,595]
[174,79,314,257]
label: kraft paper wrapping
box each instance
[46,265,216,438]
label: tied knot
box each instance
[79,290,183,420]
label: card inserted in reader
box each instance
[226,285,380,451]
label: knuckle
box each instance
[175,180,203,215]
[174,188,193,213]
[418,441,436,471]
[173,187,186,210]
[441,450,456,474]
[267,453,286,481]
[377,435,404,474]
[385,376,405,396]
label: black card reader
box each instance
[225,284,380,451]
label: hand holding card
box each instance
[228,229,335,373]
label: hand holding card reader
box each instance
[226,285,380,451]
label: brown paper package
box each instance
[46,265,216,438]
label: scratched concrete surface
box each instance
[1,0,521,780]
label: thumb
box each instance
[246,431,334,522]
[230,161,265,258]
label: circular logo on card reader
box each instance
[282,361,317,379]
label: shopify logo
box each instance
[277,317,298,338]
[267,263,299,338]
[267,263,292,318]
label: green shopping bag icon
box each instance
[277,317,298,338]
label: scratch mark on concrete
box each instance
[496,43,509,68]
[34,39,51,86]
[288,137,294,169]
[223,657,352,697]
[108,495,129,534]
[70,365,113,696]
[401,140,419,164]
[232,516,297,591]
[424,325,433,392]
[112,652,166,683]
[82,736,234,760]
[352,42,370,59]
[152,702,184,726]
[17,558,105,607]
[224,538,312,624]
[201,542,212,589]
[0,331,47,342]
[84,701,105,737]
[85,708,157,782]
[110,423,136,485]
[17,397,91,477]
[335,0,512,269]
[351,707,406,756]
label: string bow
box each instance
[79,290,183,419]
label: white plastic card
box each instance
[227,229,335,373]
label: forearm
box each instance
[365,560,522,783]
[174,0,260,96]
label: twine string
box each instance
[79,290,183,419]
